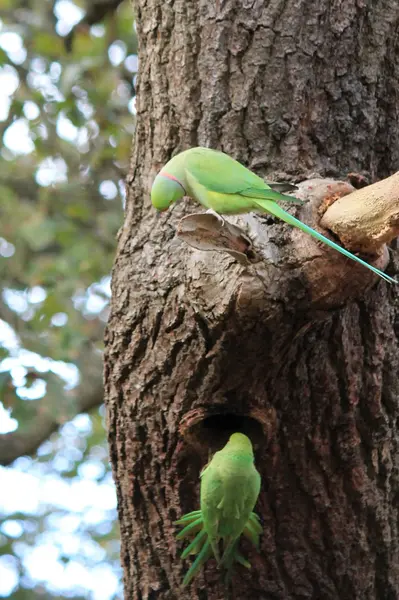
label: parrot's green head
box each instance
[151,172,185,211]
[228,432,254,453]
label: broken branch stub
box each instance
[176,213,257,265]
[320,171,399,254]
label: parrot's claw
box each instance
[205,208,226,226]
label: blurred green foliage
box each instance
[0,0,136,597]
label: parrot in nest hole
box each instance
[151,147,396,284]
[175,432,262,587]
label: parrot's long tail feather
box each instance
[220,536,239,568]
[175,510,202,524]
[249,512,262,533]
[243,522,260,548]
[182,540,213,587]
[234,551,252,570]
[222,540,242,585]
[255,199,397,284]
[176,516,203,540]
[209,537,221,564]
[181,529,207,559]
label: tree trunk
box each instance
[104,1,399,598]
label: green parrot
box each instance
[151,147,396,284]
[175,432,262,587]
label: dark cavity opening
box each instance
[180,410,267,458]
[202,413,264,444]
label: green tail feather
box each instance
[182,540,213,587]
[175,510,202,524]
[245,512,262,547]
[243,522,260,548]
[181,529,207,559]
[222,538,257,585]
[176,517,203,540]
[250,511,261,521]
[222,540,251,585]
[234,551,252,570]
[248,512,262,534]
[255,199,397,284]
[220,535,238,568]
[177,509,262,586]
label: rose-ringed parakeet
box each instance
[175,432,262,587]
[151,147,396,284]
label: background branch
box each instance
[0,351,103,466]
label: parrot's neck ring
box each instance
[161,171,186,194]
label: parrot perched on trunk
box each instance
[175,432,262,587]
[151,147,396,284]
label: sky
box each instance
[0,417,120,599]
[0,1,127,598]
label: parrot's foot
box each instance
[205,208,226,226]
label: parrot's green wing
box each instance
[185,148,302,204]
[185,148,265,193]
[199,458,224,562]
[218,487,261,566]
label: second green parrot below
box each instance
[151,147,396,284]
[175,432,262,587]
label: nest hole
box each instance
[202,413,264,443]
[180,408,271,459]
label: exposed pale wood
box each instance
[321,172,399,253]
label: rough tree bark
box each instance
[104,1,399,598]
